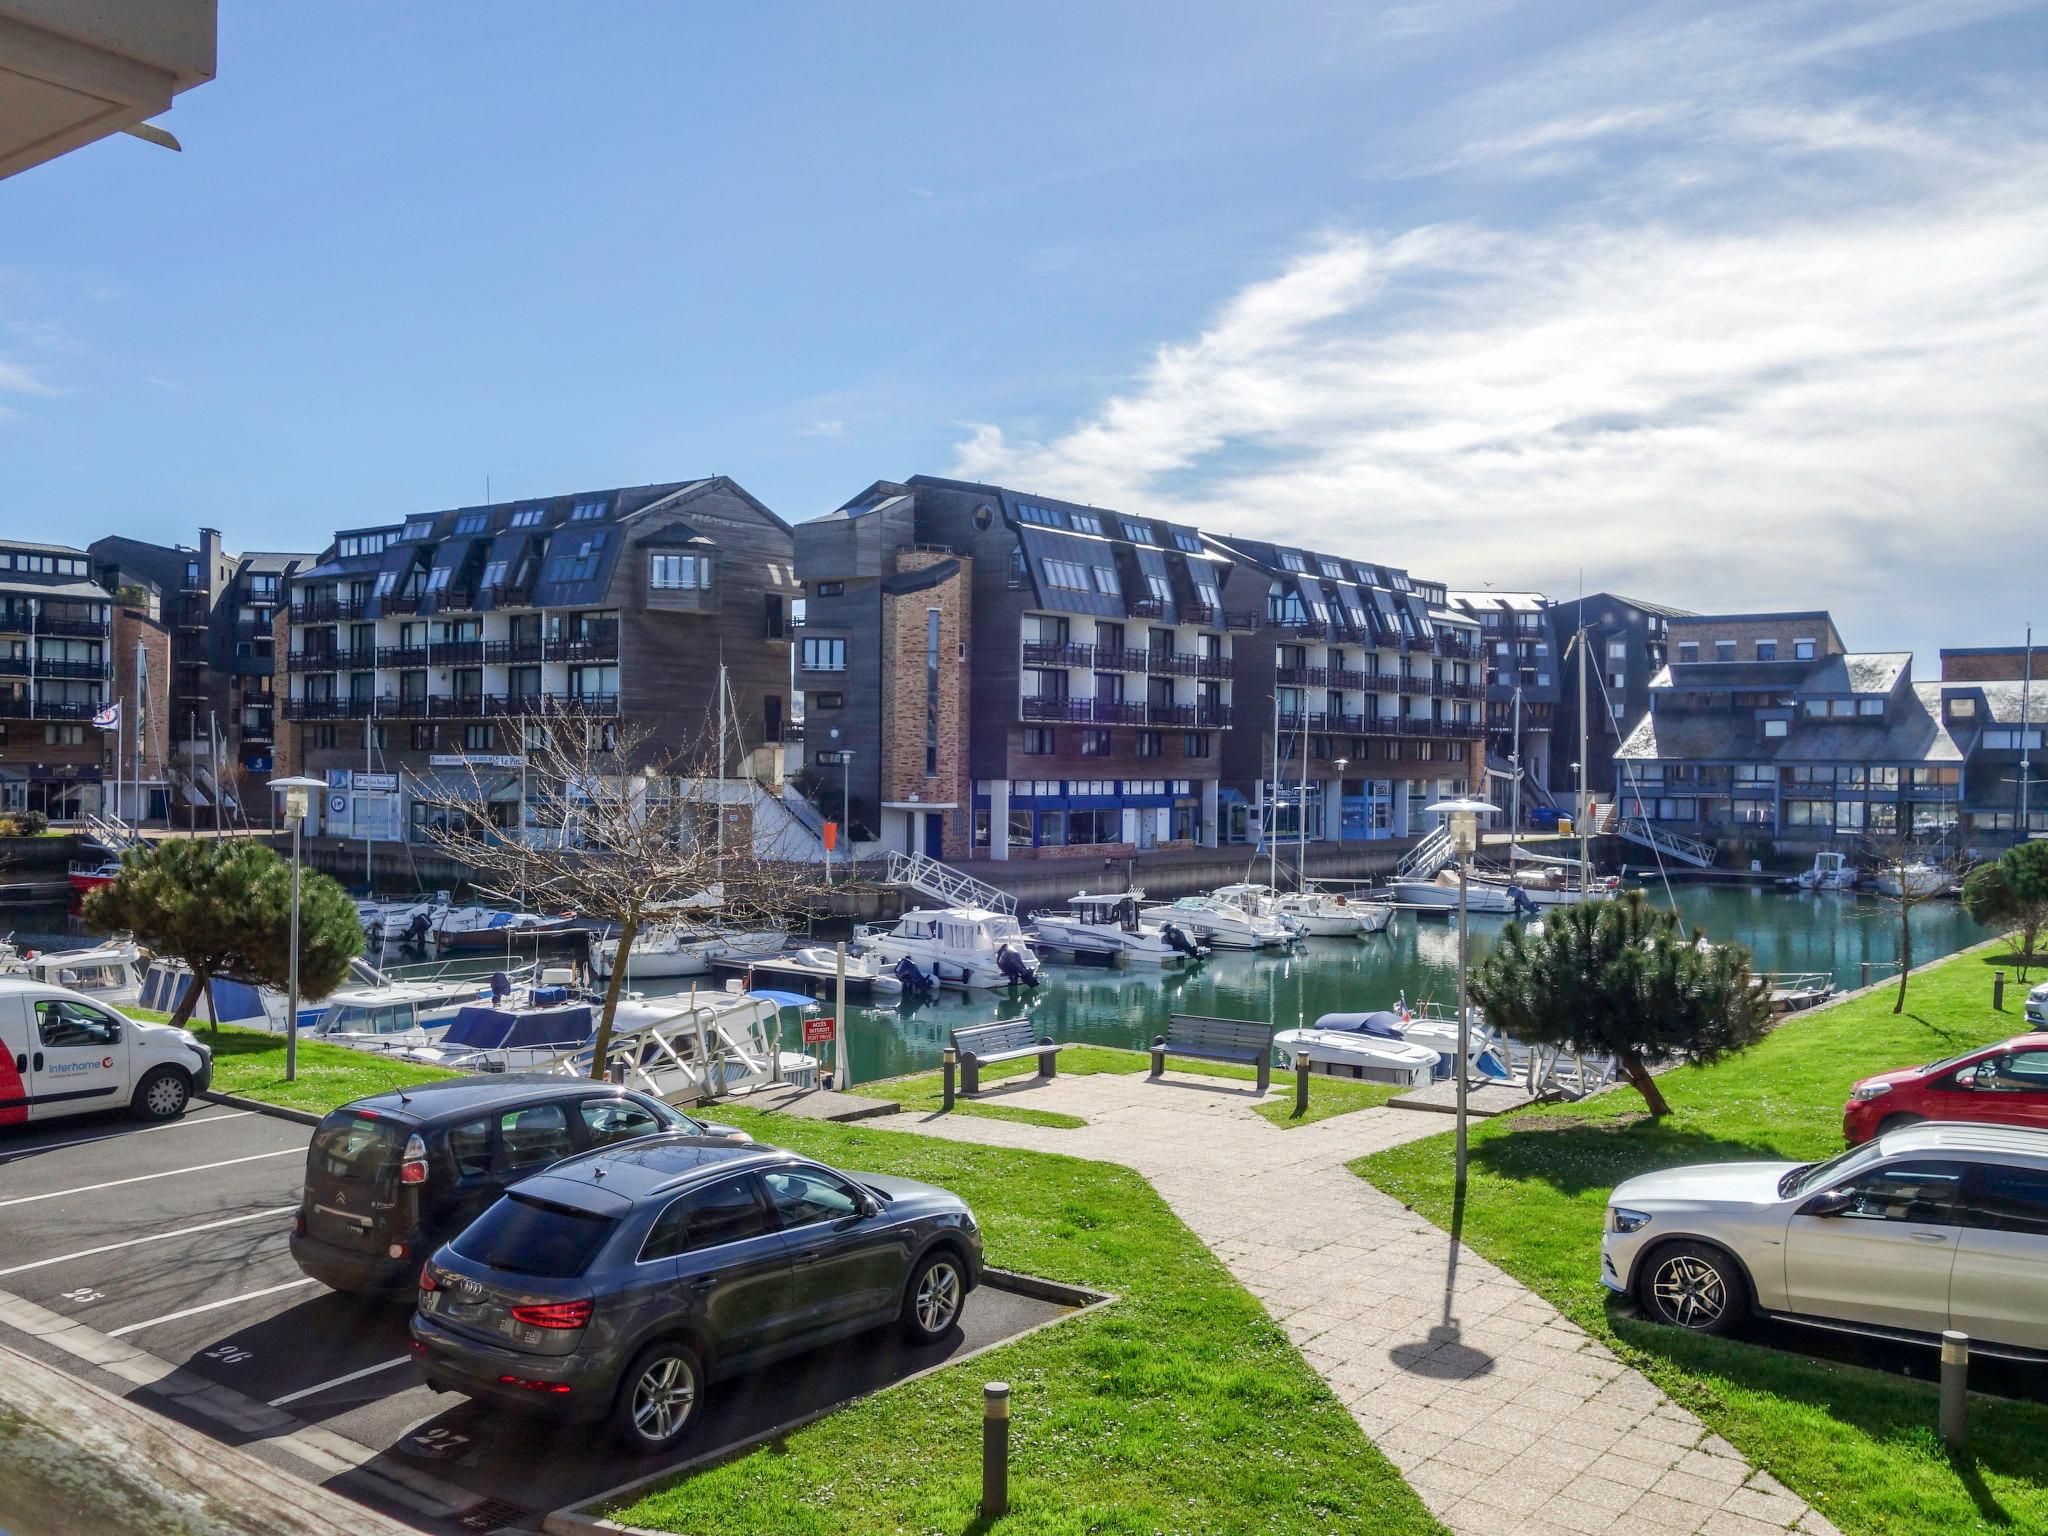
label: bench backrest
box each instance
[952,1017,1039,1057]
[1164,1013,1275,1054]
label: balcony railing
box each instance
[348,691,623,721]
[282,697,377,721]
[289,597,366,624]
[0,696,104,721]
[1225,609,1262,631]
[432,639,485,667]
[555,634,620,663]
[1435,633,1478,659]
[1126,597,1164,620]
[377,645,430,668]
[28,659,113,681]
[287,648,375,672]
[1021,696,1233,729]
[1023,640,1094,669]
[1276,713,1478,740]
[1276,663,1327,686]
[485,639,547,664]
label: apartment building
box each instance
[1448,590,1560,815]
[795,478,1239,860]
[1207,539,1485,845]
[1547,592,1690,803]
[1937,645,2046,847]
[0,538,119,818]
[278,478,794,845]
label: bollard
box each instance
[1940,1330,1969,1448]
[607,1060,626,1086]
[942,1046,958,1113]
[1294,1053,1311,1116]
[1861,962,1871,988]
[982,1381,1010,1519]
[1994,971,2006,1011]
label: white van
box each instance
[0,978,214,1127]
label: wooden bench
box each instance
[1151,1014,1276,1094]
[950,1018,1065,1095]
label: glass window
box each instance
[1794,639,1816,659]
[457,1193,616,1277]
[1763,718,1788,738]
[801,638,847,672]
[1968,1165,2048,1236]
[1755,640,1777,660]
[498,1103,573,1170]
[309,1111,404,1183]
[641,1174,772,1260]
[1968,1049,2048,1092]
[1836,1160,1967,1224]
[446,1119,492,1177]
[578,1096,667,1147]
[34,999,121,1047]
[761,1166,863,1228]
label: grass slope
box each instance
[124,1011,459,1115]
[616,1110,1445,1536]
[1354,947,2048,1536]
[862,1043,1400,1131]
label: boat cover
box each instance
[437,1003,594,1050]
[1312,1010,1406,1039]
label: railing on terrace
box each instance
[0,697,102,720]
[1022,640,1094,669]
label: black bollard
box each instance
[1940,1331,1969,1449]
[942,1046,958,1112]
[1294,1054,1311,1116]
[982,1381,1010,1519]
[1994,971,2006,1011]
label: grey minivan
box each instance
[409,1135,982,1452]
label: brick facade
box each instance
[1666,613,1840,664]
[1940,646,2047,683]
[878,549,973,859]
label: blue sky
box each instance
[4,1,2044,662]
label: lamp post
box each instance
[1427,796,1498,1192]
[269,775,326,1083]
[840,749,855,882]
[1334,758,1349,842]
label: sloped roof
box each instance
[1806,652,1910,696]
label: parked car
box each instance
[410,1136,983,1453]
[1601,1121,2048,1357]
[0,978,212,1128]
[1527,806,1567,831]
[1842,1032,2048,1143]
[2027,980,2046,1029]
[290,1077,745,1298]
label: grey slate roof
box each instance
[1618,682,1966,765]
[1807,652,1909,696]
[1977,681,2048,724]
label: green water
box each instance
[832,887,1992,1084]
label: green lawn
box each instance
[1353,944,2048,1536]
[861,1043,1400,1132]
[124,1011,459,1115]
[615,1110,1444,1536]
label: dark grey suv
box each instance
[408,1135,982,1452]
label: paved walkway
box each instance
[848,1072,1838,1536]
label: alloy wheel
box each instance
[1651,1254,1726,1328]
[631,1355,697,1442]
[916,1260,962,1333]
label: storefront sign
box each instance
[427,754,524,769]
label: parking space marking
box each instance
[0,1148,302,1209]
[107,1276,319,1337]
[0,1110,259,1164]
[0,1206,297,1278]
[269,1355,412,1408]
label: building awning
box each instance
[1218,786,1247,804]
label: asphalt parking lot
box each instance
[0,1103,1069,1531]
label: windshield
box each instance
[309,1112,405,1183]
[1917,1047,1988,1076]
[1780,1141,1888,1199]
[455,1193,617,1277]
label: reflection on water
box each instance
[832,886,1991,1082]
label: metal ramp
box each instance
[1395,820,1454,879]
[1616,817,1717,869]
[80,811,144,857]
[886,850,1016,915]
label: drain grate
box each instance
[455,1499,534,1532]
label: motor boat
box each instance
[723,946,907,999]
[1207,884,1315,938]
[590,923,788,980]
[1793,852,1858,891]
[23,941,148,1004]
[1873,862,1949,899]
[1137,895,1293,950]
[1029,892,1207,966]
[67,859,123,896]
[426,904,573,950]
[362,893,452,945]
[1385,869,1526,914]
[1273,1016,1441,1087]
[301,959,544,1047]
[388,995,599,1073]
[1269,889,1394,937]
[543,988,821,1102]
[858,906,1042,989]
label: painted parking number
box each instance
[59,1288,104,1304]
[407,1427,473,1460]
[204,1343,254,1364]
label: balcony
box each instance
[427,588,478,615]
[1224,609,1262,631]
[1020,696,1142,725]
[377,644,430,668]
[1022,640,1095,669]
[287,648,375,672]
[431,639,485,667]
[1144,701,1235,729]
[289,597,365,624]
[1435,633,1478,660]
[30,659,113,681]
[555,633,620,664]
[282,697,376,721]
[1126,597,1165,620]
[0,696,103,721]
[1150,649,1231,679]
[1276,663,1328,687]
[366,691,622,720]
[484,639,547,665]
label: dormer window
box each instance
[402,517,435,540]
[1948,696,1977,720]
[510,508,544,528]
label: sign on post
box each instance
[803,1016,836,1045]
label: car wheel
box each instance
[901,1249,966,1342]
[131,1066,191,1122]
[1639,1242,1744,1335]
[1877,1113,1926,1137]
[613,1340,703,1455]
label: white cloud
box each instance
[951,3,2048,655]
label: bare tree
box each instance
[419,702,817,1078]
[1862,813,1967,1014]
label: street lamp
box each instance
[269,775,326,1083]
[1334,758,1349,841]
[1426,795,1498,1192]
[840,750,855,882]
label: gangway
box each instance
[1395,820,1454,880]
[886,850,1016,915]
[1616,817,1717,869]
[80,811,144,857]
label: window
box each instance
[1081,729,1111,756]
[43,724,85,745]
[452,513,488,536]
[761,1166,863,1227]
[1858,698,1884,717]
[1120,519,1153,544]
[801,638,847,672]
[1833,1161,1966,1224]
[479,560,508,590]
[1042,559,1090,591]
[456,1193,615,1278]
[547,529,609,583]
[1606,641,1628,661]
[1755,640,1777,660]
[401,517,435,540]
[1174,532,1202,553]
[813,580,845,597]
[1610,702,1626,719]
[446,1119,492,1178]
[1279,552,1306,573]
[578,1096,673,1147]
[410,724,434,751]
[310,724,338,750]
[1023,726,1054,755]
[425,566,452,592]
[569,498,608,521]
[1136,731,1163,758]
[1967,1164,2048,1236]
[650,553,708,589]
[34,999,120,1048]
[497,1103,573,1170]
[1091,565,1121,596]
[1319,558,1345,580]
[1677,642,1699,662]
[463,724,496,751]
[815,750,850,767]
[810,691,845,710]
[1014,502,1061,527]
[1714,640,1735,661]
[510,507,544,528]
[1794,638,1816,660]
[1763,718,1788,738]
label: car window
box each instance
[762,1166,863,1229]
[455,1193,617,1277]
[1972,1050,2048,1092]
[640,1174,772,1261]
[578,1097,664,1148]
[310,1112,405,1182]
[1787,1140,1888,1197]
[1968,1164,2048,1236]
[498,1103,573,1170]
[446,1118,492,1178]
[35,999,121,1048]
[1837,1160,1967,1224]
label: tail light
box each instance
[498,1375,572,1393]
[399,1133,429,1186]
[293,1210,306,1237]
[509,1298,592,1330]
[418,1263,438,1293]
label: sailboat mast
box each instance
[1297,687,1309,891]
[1268,685,1280,889]
[2022,624,2034,835]
[1577,616,1590,896]
[716,661,728,878]
[364,703,374,890]
[1510,683,1522,859]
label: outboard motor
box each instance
[489,969,512,1006]
[893,955,936,994]
[996,943,1041,987]
[1162,922,1203,959]
[406,910,432,945]
[1508,884,1540,921]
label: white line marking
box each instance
[108,1277,319,1337]
[0,1110,260,1164]
[268,1354,411,1407]
[0,1148,302,1209]
[0,1206,297,1277]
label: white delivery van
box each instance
[0,979,214,1127]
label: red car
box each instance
[1842,1032,2048,1144]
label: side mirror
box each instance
[1801,1188,1856,1218]
[855,1193,881,1219]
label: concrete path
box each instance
[845,1072,1839,1536]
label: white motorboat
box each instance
[1269,889,1394,937]
[859,906,1042,989]
[545,989,821,1102]
[363,893,452,945]
[590,924,788,980]
[1793,851,1858,891]
[1029,892,1207,966]
[1873,862,1949,899]
[426,903,573,950]
[1273,1020,1440,1087]
[301,959,544,1048]
[737,946,908,997]
[23,941,148,1004]
[1468,865,1619,907]
[1385,870,1524,914]
[388,997,598,1072]
[1138,895,1293,949]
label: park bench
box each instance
[1151,1014,1276,1094]
[950,1017,1066,1095]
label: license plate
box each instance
[313,1203,370,1229]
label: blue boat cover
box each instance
[745,989,822,1012]
[439,1003,593,1050]
[1311,1010,1406,1040]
